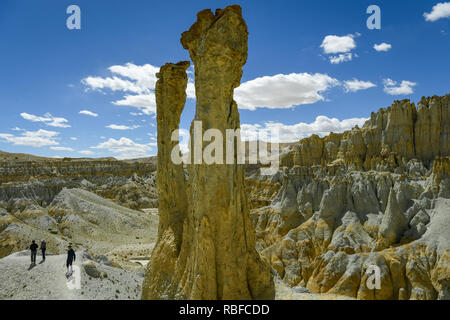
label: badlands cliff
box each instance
[0,3,448,300]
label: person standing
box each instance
[40,240,47,261]
[66,245,76,273]
[29,240,38,264]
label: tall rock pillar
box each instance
[177,5,274,299]
[142,61,190,299]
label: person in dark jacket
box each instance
[66,245,76,273]
[40,240,47,261]
[30,240,38,264]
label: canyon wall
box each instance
[0,157,157,210]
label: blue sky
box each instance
[0,0,449,159]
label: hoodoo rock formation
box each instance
[142,5,274,300]
[142,62,190,299]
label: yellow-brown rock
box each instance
[143,5,274,300]
[248,95,449,300]
[142,62,190,299]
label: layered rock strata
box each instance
[0,157,157,210]
[142,5,274,300]
[142,61,190,299]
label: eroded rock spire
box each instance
[142,5,274,300]
[142,61,189,299]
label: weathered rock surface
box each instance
[142,61,190,299]
[83,260,101,278]
[248,95,449,300]
[142,5,274,300]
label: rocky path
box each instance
[0,250,144,300]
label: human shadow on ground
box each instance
[28,263,36,271]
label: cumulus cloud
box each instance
[112,93,156,115]
[241,116,368,143]
[373,42,392,52]
[235,73,339,110]
[321,34,356,54]
[106,124,140,130]
[424,2,450,22]
[0,129,60,147]
[383,78,417,95]
[50,146,74,151]
[20,112,70,128]
[329,53,353,64]
[82,63,196,114]
[343,79,377,92]
[91,137,152,159]
[79,110,98,117]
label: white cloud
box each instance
[50,146,74,151]
[91,137,152,159]
[0,129,60,147]
[79,150,94,155]
[79,110,98,117]
[320,34,356,54]
[11,127,23,131]
[424,2,450,22]
[82,76,142,93]
[20,112,70,128]
[329,53,353,64]
[235,73,339,110]
[241,116,368,143]
[343,79,377,92]
[106,124,140,130]
[373,43,392,52]
[70,137,77,141]
[383,78,417,95]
